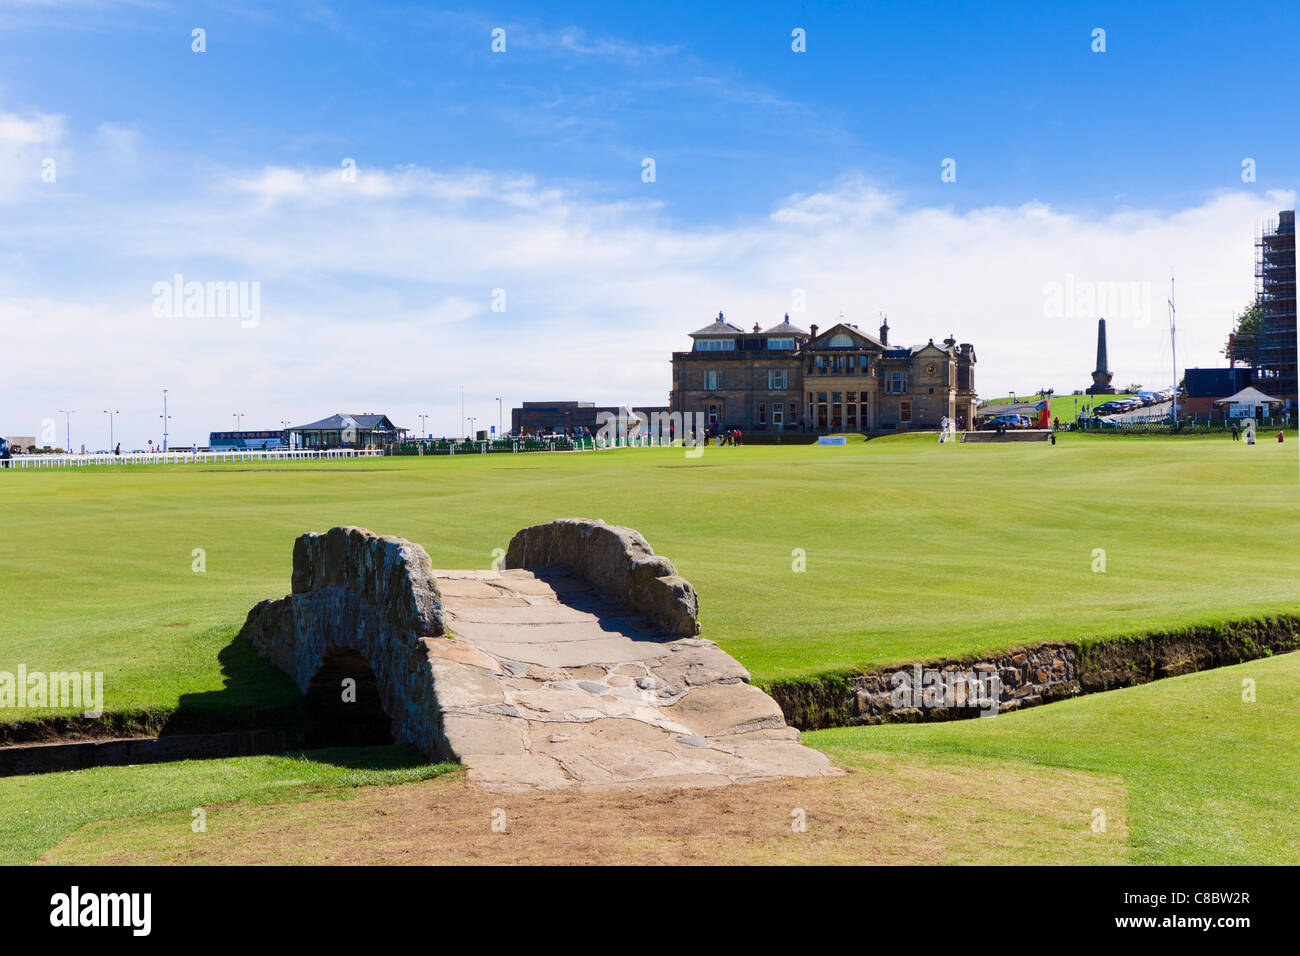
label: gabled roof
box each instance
[291,413,403,431]
[690,311,746,337]
[805,322,884,350]
[762,315,810,337]
[1213,387,1284,406]
[913,340,951,356]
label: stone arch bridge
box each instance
[239,519,835,790]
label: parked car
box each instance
[1094,401,1126,415]
[984,413,1033,429]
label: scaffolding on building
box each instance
[1250,210,1297,407]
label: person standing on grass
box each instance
[1231,423,1239,441]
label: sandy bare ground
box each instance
[41,752,1129,865]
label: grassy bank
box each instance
[807,653,1300,864]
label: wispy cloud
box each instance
[0,106,65,200]
[4,125,1291,446]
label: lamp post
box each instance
[418,413,429,438]
[234,412,243,430]
[58,409,75,453]
[160,389,171,452]
[468,416,477,440]
[497,397,502,437]
[104,409,119,449]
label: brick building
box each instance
[1182,367,1251,421]
[670,312,979,433]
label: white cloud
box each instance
[95,121,138,166]
[0,107,65,200]
[1,147,1293,447]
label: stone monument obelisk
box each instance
[1086,318,1117,395]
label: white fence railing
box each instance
[1,436,691,469]
[0,448,383,469]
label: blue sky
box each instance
[1,0,1296,446]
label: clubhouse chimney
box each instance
[810,323,819,339]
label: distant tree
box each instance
[1226,302,1263,365]
[1125,383,1143,393]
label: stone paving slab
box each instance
[449,619,658,645]
[434,567,839,790]
[469,637,674,668]
[447,604,603,625]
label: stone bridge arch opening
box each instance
[304,647,394,748]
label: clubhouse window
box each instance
[901,401,912,423]
[768,369,787,390]
[704,370,722,390]
[757,402,768,425]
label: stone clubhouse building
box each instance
[669,313,979,433]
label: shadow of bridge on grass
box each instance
[0,628,415,776]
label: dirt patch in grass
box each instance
[40,752,1128,865]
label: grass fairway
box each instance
[34,747,1128,866]
[15,653,1297,865]
[2,434,1299,725]
[0,745,456,866]
[808,653,1300,864]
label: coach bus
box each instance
[208,429,290,451]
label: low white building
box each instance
[1213,387,1284,420]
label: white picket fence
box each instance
[0,448,383,469]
